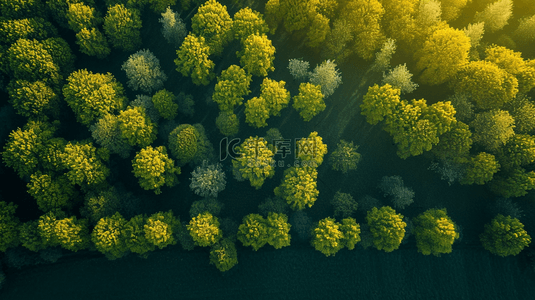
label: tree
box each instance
[470,110,515,152]
[288,58,310,81]
[311,217,344,257]
[189,161,226,197]
[152,89,178,120]
[216,111,239,136]
[474,0,512,33]
[63,69,126,126]
[415,26,470,85]
[233,7,269,43]
[382,64,419,94]
[103,4,142,51]
[238,34,275,77]
[191,0,233,56]
[19,221,45,252]
[463,22,485,50]
[505,95,535,134]
[130,95,160,124]
[212,65,252,111]
[266,212,291,249]
[91,212,128,259]
[309,59,342,98]
[90,114,132,158]
[306,12,330,48]
[0,0,44,19]
[340,217,361,250]
[244,97,271,128]
[329,140,361,174]
[489,168,535,198]
[292,82,325,122]
[498,134,535,171]
[513,15,535,45]
[132,146,180,194]
[378,176,415,210]
[413,208,459,256]
[366,206,406,252]
[260,78,290,117]
[75,27,111,59]
[7,80,59,118]
[0,17,56,45]
[209,238,238,272]
[121,49,167,93]
[237,214,269,251]
[187,212,221,247]
[440,0,470,21]
[174,34,215,86]
[431,121,472,161]
[232,136,275,189]
[480,214,531,257]
[360,84,402,125]
[0,201,20,252]
[296,131,328,167]
[81,186,121,225]
[61,140,110,187]
[54,216,90,252]
[159,6,187,48]
[371,38,396,72]
[66,2,99,32]
[485,46,535,95]
[168,124,198,165]
[27,173,76,213]
[274,166,319,211]
[145,211,180,249]
[122,214,154,256]
[189,198,224,219]
[117,106,157,148]
[322,19,354,63]
[380,0,418,45]
[331,191,358,218]
[40,37,75,76]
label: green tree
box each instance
[453,61,518,110]
[292,82,325,122]
[91,212,128,259]
[490,167,535,198]
[322,19,354,63]
[215,111,239,136]
[19,221,45,252]
[366,206,406,252]
[413,208,459,256]
[63,69,126,126]
[371,38,396,73]
[288,58,310,81]
[117,106,157,148]
[379,0,418,45]
[27,173,77,212]
[0,17,56,45]
[485,46,535,94]
[152,89,178,120]
[232,136,275,189]
[311,217,344,257]
[360,84,402,125]
[189,161,226,198]
[233,7,269,42]
[75,28,111,59]
[90,114,132,158]
[306,12,330,48]
[0,0,45,19]
[132,146,180,194]
[191,0,233,56]
[415,26,470,85]
[480,214,531,257]
[145,211,180,249]
[498,134,535,171]
[122,214,155,257]
[37,210,63,247]
[506,95,535,134]
[461,152,500,185]
[331,191,358,218]
[168,124,199,165]
[66,2,99,32]
[470,110,515,152]
[122,49,167,93]
[260,78,290,117]
[340,217,361,250]
[266,212,291,249]
[382,64,419,94]
[159,6,186,48]
[237,214,269,251]
[309,59,342,98]
[474,0,512,33]
[54,216,90,252]
[81,186,121,225]
[187,212,222,247]
[440,0,470,21]
[212,65,252,111]
[209,238,238,272]
[296,131,328,167]
[174,34,215,86]
[244,97,270,128]
[274,166,319,211]
[7,80,59,118]
[238,34,275,77]
[103,4,142,51]
[41,37,75,76]
[0,201,20,252]
[431,121,472,161]
[329,140,361,174]
[61,140,110,186]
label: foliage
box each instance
[260,78,290,117]
[288,58,310,81]
[237,214,269,251]
[340,217,361,250]
[490,167,535,198]
[513,15,535,45]
[122,49,167,93]
[258,197,289,217]
[361,84,402,125]
[0,17,56,45]
[416,0,443,28]
[61,140,110,186]
[132,146,180,194]
[66,2,99,32]
[490,198,524,220]
[189,198,224,219]
[216,111,239,136]
[498,134,535,171]
[371,38,396,72]
[366,206,406,252]
[190,161,226,198]
[380,0,418,44]
[382,64,419,94]
[480,214,531,257]
[0,201,20,252]
[474,0,512,33]
[378,176,415,210]
[174,34,215,86]
[212,64,252,111]
[151,89,178,120]
[233,7,269,42]
[191,0,233,56]
[129,94,160,125]
[311,217,344,257]
[428,159,466,186]
[122,214,154,256]
[187,212,222,247]
[0,0,44,19]
[40,37,75,76]
[505,95,535,134]
[413,208,459,256]
[447,93,473,123]
[331,191,358,219]
[19,221,45,252]
[266,212,291,249]
[306,12,330,48]
[274,166,319,211]
[440,0,469,21]
[27,173,76,213]
[177,92,195,116]
[7,80,58,118]
[463,22,485,49]
[118,106,157,148]
[91,212,128,259]
[415,26,470,85]
[103,4,142,51]
[63,69,126,126]
[296,131,328,167]
[292,82,325,122]
[54,216,90,252]
[485,46,535,94]
[145,211,180,249]
[470,110,515,152]
[238,34,275,77]
[309,59,342,99]
[168,124,198,165]
[75,27,111,59]
[244,97,270,128]
[90,114,132,158]
[81,186,121,225]
[159,6,187,48]
[232,136,275,189]
[322,19,353,63]
[431,121,472,161]
[329,140,361,174]
[209,238,238,272]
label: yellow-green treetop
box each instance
[292,82,325,122]
[366,206,406,252]
[238,34,275,77]
[175,33,215,86]
[232,136,275,189]
[260,78,290,117]
[274,166,319,211]
[132,146,180,195]
[191,0,233,56]
[413,208,459,256]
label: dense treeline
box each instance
[0,0,534,283]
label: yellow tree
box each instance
[439,0,470,21]
[380,0,418,44]
[191,0,233,56]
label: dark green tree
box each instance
[187,212,222,247]
[237,214,269,251]
[144,211,181,249]
[103,4,142,51]
[366,206,406,252]
[329,140,361,174]
[209,238,238,272]
[480,214,531,257]
[0,201,20,252]
[413,208,459,256]
[91,212,129,259]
